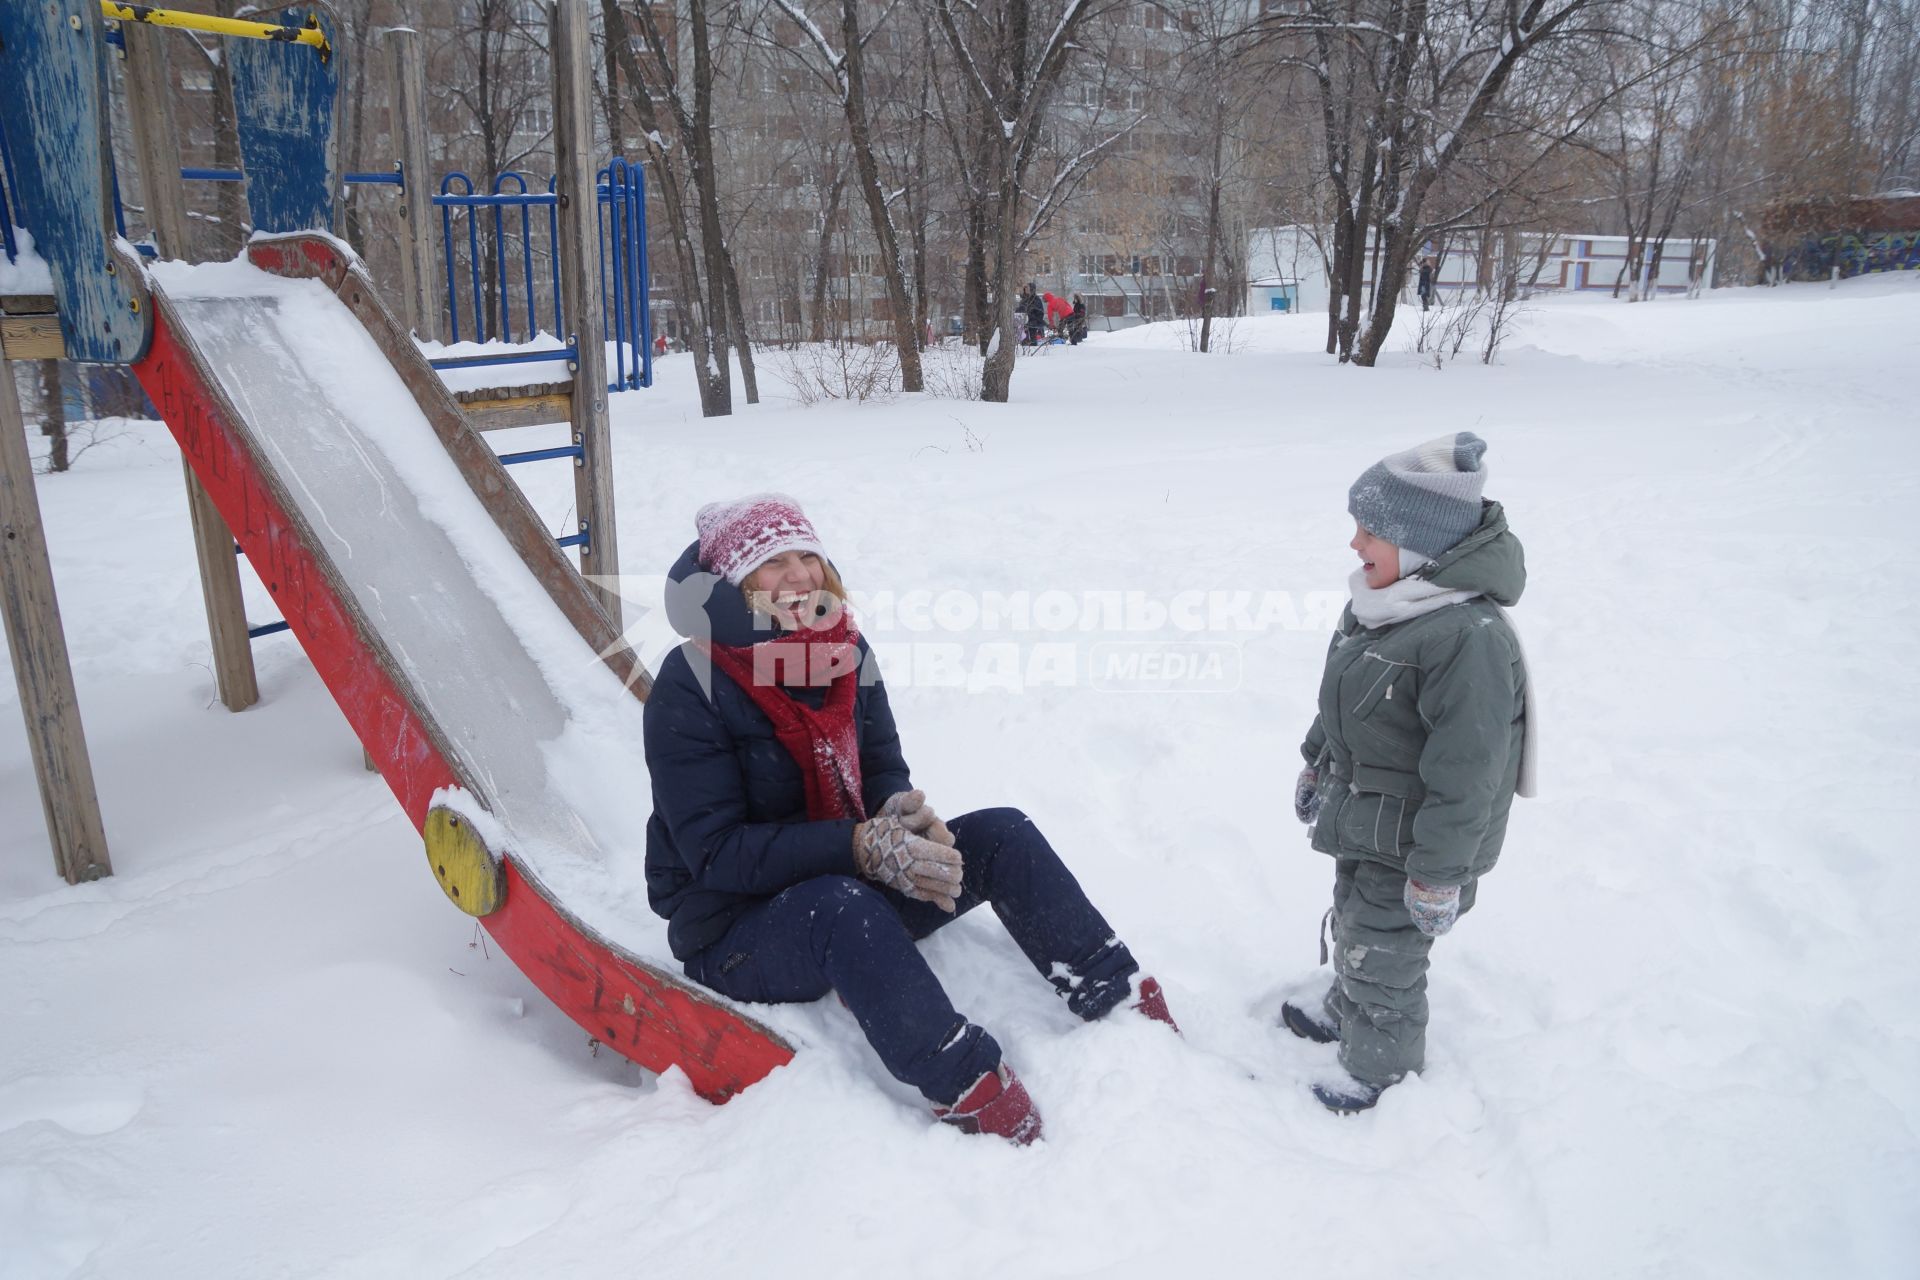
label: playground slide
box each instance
[129,233,792,1101]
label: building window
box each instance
[517,103,552,136]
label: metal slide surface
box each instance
[168,287,595,852]
[132,236,792,1099]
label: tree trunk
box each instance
[686,0,736,415]
[832,0,923,390]
[601,0,731,415]
[1336,148,1377,362]
[909,57,935,347]
[810,173,844,343]
[965,203,990,353]
[1197,102,1225,354]
[721,236,759,403]
[604,33,625,156]
[37,361,68,474]
[981,142,1021,403]
[1325,212,1347,354]
[1354,164,1441,366]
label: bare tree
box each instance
[1264,0,1627,364]
[928,0,1124,400]
[603,0,744,414]
[1168,0,1279,351]
[439,0,553,182]
[768,0,928,390]
[630,0,762,404]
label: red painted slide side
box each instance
[135,264,793,1102]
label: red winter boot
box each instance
[1129,976,1180,1033]
[935,1063,1044,1146]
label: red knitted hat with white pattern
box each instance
[695,493,829,585]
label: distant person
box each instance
[655,333,669,358]
[1417,257,1437,311]
[1283,434,1535,1113]
[1067,294,1089,345]
[644,495,1178,1145]
[1019,284,1046,346]
[1044,290,1073,335]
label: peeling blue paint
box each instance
[0,0,151,362]
[229,3,344,235]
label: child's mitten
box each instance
[1294,767,1322,825]
[1404,878,1460,936]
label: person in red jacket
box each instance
[1044,290,1074,334]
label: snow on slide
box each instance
[150,258,621,899]
[138,241,799,1087]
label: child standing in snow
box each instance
[1283,433,1535,1112]
[644,495,1177,1145]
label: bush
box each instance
[767,340,987,403]
[768,341,901,405]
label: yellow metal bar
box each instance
[100,3,330,60]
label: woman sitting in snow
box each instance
[1284,433,1535,1112]
[643,495,1176,1145]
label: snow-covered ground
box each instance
[3,276,1917,1278]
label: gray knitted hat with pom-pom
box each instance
[1348,432,1490,558]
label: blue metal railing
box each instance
[436,171,557,347]
[599,158,652,391]
[434,160,650,391]
[499,444,584,466]
[427,346,575,371]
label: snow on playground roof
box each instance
[417,333,641,395]
[0,225,55,295]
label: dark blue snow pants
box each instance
[684,807,1139,1105]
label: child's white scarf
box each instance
[1347,567,1478,628]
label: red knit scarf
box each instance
[701,613,866,820]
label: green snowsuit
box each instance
[1300,501,1528,1086]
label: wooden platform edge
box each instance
[456,388,573,432]
[1,312,65,361]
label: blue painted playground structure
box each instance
[1,28,652,393]
[0,0,641,662]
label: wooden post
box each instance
[121,24,192,259]
[384,27,438,342]
[0,352,112,883]
[123,20,260,712]
[550,0,621,630]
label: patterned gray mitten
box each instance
[854,793,964,912]
[1404,878,1461,937]
[1294,767,1322,825]
[886,788,955,847]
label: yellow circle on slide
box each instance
[424,806,505,917]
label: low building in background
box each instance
[1248,226,1718,316]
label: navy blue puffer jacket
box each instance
[643,542,912,960]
